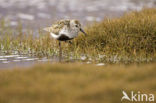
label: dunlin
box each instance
[44,19,87,62]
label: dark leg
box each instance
[59,41,62,62]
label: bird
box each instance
[43,19,87,62]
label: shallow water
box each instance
[0,55,57,69]
[0,0,155,29]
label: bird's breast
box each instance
[59,28,78,39]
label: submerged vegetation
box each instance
[0,63,156,103]
[0,8,156,63]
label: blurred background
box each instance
[0,0,156,29]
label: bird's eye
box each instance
[75,25,78,27]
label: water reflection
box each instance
[0,55,55,69]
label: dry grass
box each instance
[0,63,156,103]
[71,8,156,63]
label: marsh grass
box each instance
[0,20,57,57]
[71,8,156,63]
[0,63,156,103]
[0,8,156,63]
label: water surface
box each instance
[0,0,155,29]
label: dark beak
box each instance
[80,28,87,36]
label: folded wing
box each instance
[43,20,70,35]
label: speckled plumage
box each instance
[43,19,85,41]
[44,20,70,35]
[43,19,87,62]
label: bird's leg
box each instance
[59,41,62,62]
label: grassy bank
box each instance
[0,63,156,103]
[72,8,156,63]
[0,8,156,63]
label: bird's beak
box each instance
[80,28,87,36]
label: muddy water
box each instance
[0,0,156,68]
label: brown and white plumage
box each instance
[44,20,70,35]
[43,19,87,62]
[43,19,87,41]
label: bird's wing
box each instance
[43,20,70,35]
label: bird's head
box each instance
[70,20,87,36]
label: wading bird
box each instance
[43,19,87,62]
